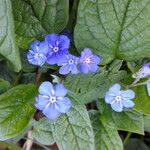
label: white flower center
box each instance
[115,95,122,101]
[34,53,40,59]
[85,57,91,64]
[68,59,74,64]
[53,46,59,52]
[49,96,56,103]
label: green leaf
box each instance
[0,78,11,94]
[0,61,16,83]
[89,110,123,150]
[108,59,123,72]
[124,139,149,150]
[133,85,150,115]
[20,73,36,84]
[12,0,69,48]
[0,141,23,150]
[97,100,144,134]
[65,70,127,104]
[75,0,150,64]
[0,0,21,72]
[144,115,150,132]
[0,84,37,140]
[32,118,55,145]
[52,95,95,150]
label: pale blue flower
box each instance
[35,81,72,120]
[57,54,79,75]
[105,84,135,112]
[27,40,48,66]
[79,48,101,73]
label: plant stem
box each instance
[23,131,33,150]
[35,68,42,85]
[23,137,50,150]
[123,132,132,145]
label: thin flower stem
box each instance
[35,68,42,85]
[129,78,150,88]
[23,131,33,150]
[23,137,50,150]
[123,132,132,145]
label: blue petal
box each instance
[46,54,58,65]
[88,63,98,72]
[147,82,150,96]
[27,52,34,62]
[105,92,115,104]
[82,48,92,56]
[45,33,59,46]
[80,48,92,62]
[91,55,101,64]
[43,103,60,120]
[30,40,40,51]
[140,63,150,76]
[70,64,79,74]
[111,101,123,112]
[59,65,71,75]
[37,55,47,66]
[54,83,67,97]
[35,95,49,110]
[39,81,54,96]
[57,97,72,113]
[59,35,70,50]
[80,63,89,73]
[38,41,49,55]
[57,55,68,66]
[121,90,135,99]
[109,84,121,95]
[122,99,135,108]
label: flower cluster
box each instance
[35,81,72,120]
[105,84,135,112]
[27,33,102,74]
[29,33,149,119]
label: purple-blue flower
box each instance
[27,40,48,66]
[79,48,101,73]
[35,81,72,120]
[139,63,150,77]
[147,82,150,96]
[45,33,70,65]
[105,84,135,112]
[57,54,79,75]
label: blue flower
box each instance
[45,33,70,65]
[27,40,48,66]
[79,48,101,73]
[105,84,135,112]
[57,54,79,75]
[35,81,72,120]
[140,63,150,76]
[147,82,150,96]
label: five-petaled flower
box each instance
[79,48,101,73]
[27,40,48,66]
[57,54,79,75]
[105,83,135,112]
[35,81,72,120]
[45,33,70,65]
